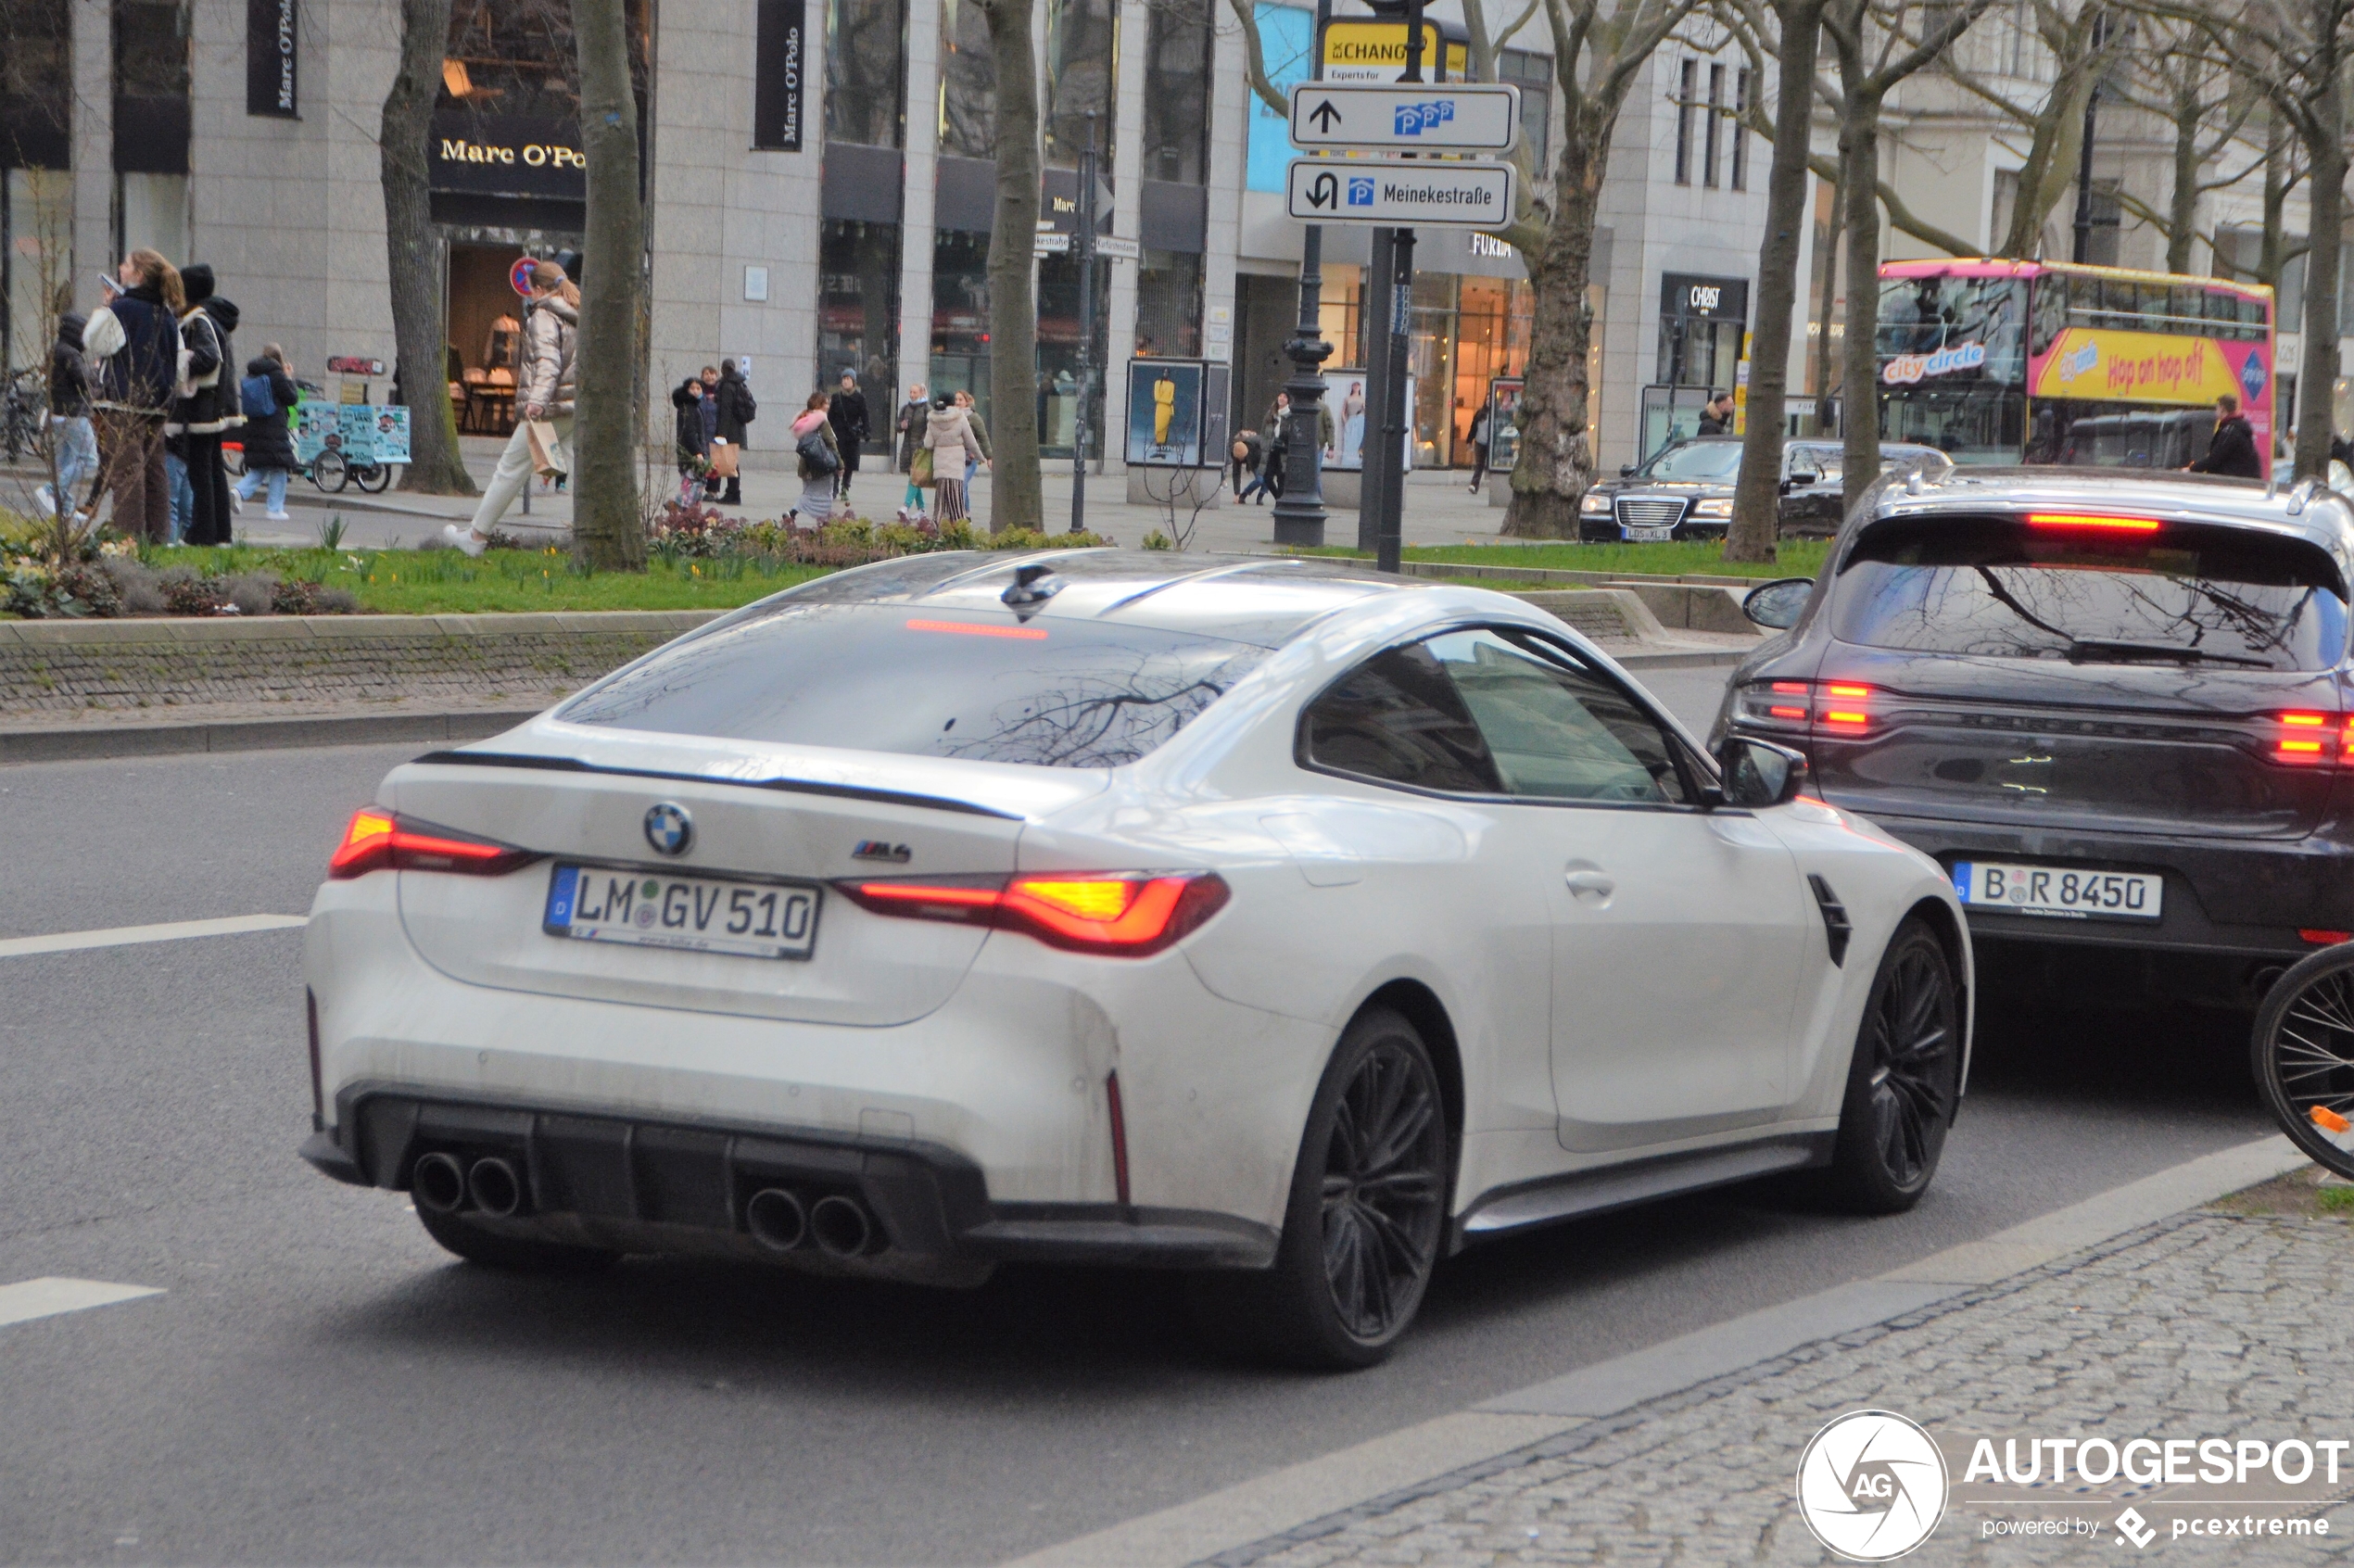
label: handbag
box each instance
[525,418,569,477]
[707,439,740,479]
[910,446,935,487]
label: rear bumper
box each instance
[1860,811,2354,964]
[303,1086,1276,1271]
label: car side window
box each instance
[1302,641,1504,793]
[1429,629,1692,805]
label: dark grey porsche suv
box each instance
[1715,467,2354,1005]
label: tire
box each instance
[2250,944,2354,1180]
[1188,1006,1450,1369]
[414,1201,619,1274]
[1817,917,1961,1214]
[312,449,348,492]
[354,462,394,494]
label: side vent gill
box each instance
[1808,874,1853,967]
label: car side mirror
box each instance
[1786,468,1820,489]
[1714,736,1811,809]
[1741,576,1816,630]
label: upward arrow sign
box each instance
[1308,99,1344,133]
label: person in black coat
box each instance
[827,372,869,502]
[2185,394,2262,479]
[82,249,183,544]
[713,359,756,505]
[42,311,97,519]
[171,263,244,546]
[671,377,709,498]
[233,351,300,518]
[1694,391,1734,436]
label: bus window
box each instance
[2240,296,2268,337]
[2030,274,2070,356]
[2169,286,2206,332]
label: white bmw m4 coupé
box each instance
[302,550,1970,1366]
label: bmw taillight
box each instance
[327,806,540,879]
[837,871,1231,956]
[1734,680,1877,737]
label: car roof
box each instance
[748,549,1414,648]
[1858,465,2354,566]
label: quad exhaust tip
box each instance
[745,1187,809,1252]
[468,1157,523,1219]
[411,1152,468,1214]
[809,1195,876,1258]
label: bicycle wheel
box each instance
[2250,944,2354,1179]
[312,449,349,493]
[354,461,394,494]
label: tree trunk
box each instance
[981,0,1044,532]
[380,0,475,496]
[1502,119,1605,539]
[1810,168,1844,429]
[1725,0,1824,564]
[2295,57,2344,481]
[2166,88,2199,276]
[572,0,646,569]
[1838,93,1885,518]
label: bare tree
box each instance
[381,0,476,496]
[2105,20,2260,273]
[979,0,1045,533]
[1824,0,2002,513]
[572,0,646,568]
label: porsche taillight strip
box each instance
[836,871,1231,956]
[2272,711,2354,765]
[1739,680,1877,737]
[327,807,541,879]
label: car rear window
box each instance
[1832,515,2350,670]
[560,604,1270,766]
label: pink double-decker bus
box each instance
[1876,259,2276,477]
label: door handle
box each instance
[1564,868,1615,901]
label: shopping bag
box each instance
[706,440,740,480]
[911,446,935,487]
[525,418,569,478]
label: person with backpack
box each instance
[80,249,184,544]
[233,347,300,519]
[713,358,756,506]
[446,259,577,555]
[171,263,243,547]
[790,390,841,524]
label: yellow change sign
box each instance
[1321,20,1470,82]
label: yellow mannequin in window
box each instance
[1153,373,1176,447]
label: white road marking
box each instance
[0,1277,164,1329]
[0,914,308,959]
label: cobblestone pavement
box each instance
[1230,1210,2354,1567]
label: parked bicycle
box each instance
[3,367,44,462]
[2250,945,2354,1180]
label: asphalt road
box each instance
[0,673,2277,1565]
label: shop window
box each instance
[1037,250,1108,457]
[1703,63,1722,188]
[113,0,189,174]
[1410,272,1458,469]
[115,171,186,264]
[1,0,73,171]
[819,220,902,451]
[827,0,908,150]
[439,0,650,128]
[1044,0,1116,172]
[1500,49,1550,171]
[1143,0,1212,184]
[1135,250,1203,358]
[938,0,994,159]
[1673,59,1694,187]
[930,228,992,426]
[1319,263,1364,370]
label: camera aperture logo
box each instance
[1797,1410,1950,1562]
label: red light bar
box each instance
[2301,929,2353,945]
[2283,713,2330,727]
[905,618,1049,639]
[2026,513,2162,532]
[328,807,538,879]
[1824,683,1872,699]
[839,872,1231,956]
[1770,681,1809,694]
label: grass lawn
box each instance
[153,545,829,615]
[1287,538,1832,579]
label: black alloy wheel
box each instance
[2251,945,2354,1180]
[1188,1007,1449,1369]
[1821,918,1960,1213]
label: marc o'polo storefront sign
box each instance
[754,0,807,151]
[246,0,297,118]
[429,113,588,199]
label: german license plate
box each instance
[543,865,820,959]
[1952,862,2162,921]
[1624,525,1675,542]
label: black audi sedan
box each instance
[1715,467,2354,1006]
[1576,436,1952,543]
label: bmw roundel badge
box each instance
[643,803,694,856]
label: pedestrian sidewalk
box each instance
[1232,1199,2354,1566]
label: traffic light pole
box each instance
[1368,0,1424,575]
[1271,0,1336,548]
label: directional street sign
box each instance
[1033,231,1071,255]
[1094,235,1140,260]
[1288,82,1521,152]
[1285,157,1515,228]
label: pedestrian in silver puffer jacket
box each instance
[447,259,579,556]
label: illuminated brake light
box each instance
[1768,705,1808,721]
[839,872,1231,956]
[327,806,537,879]
[2301,929,2354,946]
[1825,684,1872,699]
[2284,713,2330,726]
[2026,512,2163,532]
[1823,711,1870,727]
[1770,682,1809,694]
[2271,712,2345,765]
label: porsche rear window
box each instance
[1832,515,2351,671]
[559,604,1269,766]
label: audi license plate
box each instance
[543,865,820,959]
[1624,525,1675,543]
[1952,862,2162,921]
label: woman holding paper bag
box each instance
[446,260,577,556]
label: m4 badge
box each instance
[853,841,912,864]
